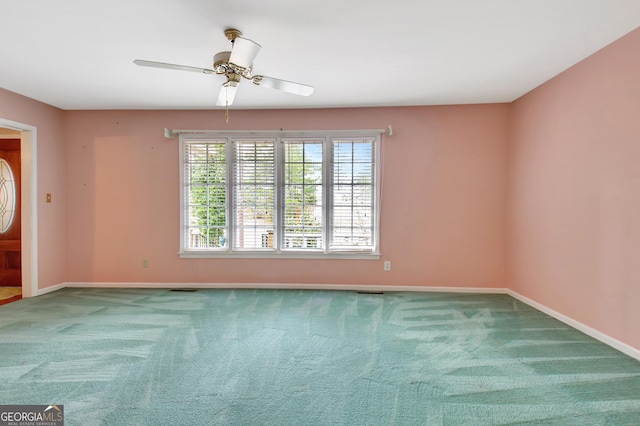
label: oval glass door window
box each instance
[0,159,16,233]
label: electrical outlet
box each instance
[383,261,391,271]
[142,259,149,268]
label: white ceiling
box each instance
[1,0,639,110]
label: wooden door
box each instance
[0,139,21,286]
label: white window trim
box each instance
[179,130,382,259]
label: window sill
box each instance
[179,251,381,260]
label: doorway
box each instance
[0,120,37,299]
[0,138,21,287]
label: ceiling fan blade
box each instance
[216,82,239,106]
[229,37,261,69]
[253,76,314,96]
[133,59,215,74]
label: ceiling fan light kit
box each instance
[217,79,239,107]
[134,28,314,116]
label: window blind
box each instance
[184,141,227,249]
[232,140,276,250]
[330,138,375,249]
[282,139,324,250]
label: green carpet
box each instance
[0,288,639,425]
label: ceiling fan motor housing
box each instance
[213,51,231,72]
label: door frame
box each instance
[0,117,37,298]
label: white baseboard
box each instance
[507,290,640,362]
[36,282,66,296]
[62,281,508,294]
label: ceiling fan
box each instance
[134,28,314,107]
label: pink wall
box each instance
[64,105,509,287]
[0,88,67,290]
[509,28,640,348]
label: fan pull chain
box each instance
[225,101,230,123]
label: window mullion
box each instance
[324,137,331,254]
[225,138,233,252]
[274,137,283,253]
[372,135,382,252]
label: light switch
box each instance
[46,193,52,203]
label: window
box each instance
[0,159,16,233]
[180,131,380,258]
